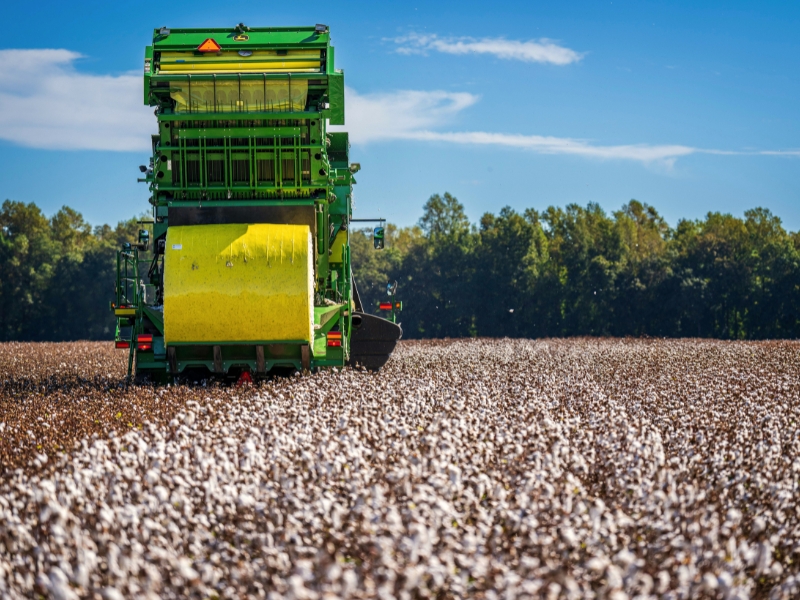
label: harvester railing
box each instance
[116,248,140,309]
[170,134,312,191]
[115,248,140,378]
[115,246,158,379]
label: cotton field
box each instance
[0,339,798,599]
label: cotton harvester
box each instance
[112,24,402,382]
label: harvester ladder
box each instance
[116,248,142,381]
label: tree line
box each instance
[352,194,800,339]
[0,200,140,341]
[1,196,798,341]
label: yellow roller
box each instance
[158,50,322,74]
[159,49,322,60]
[163,223,314,345]
[160,64,320,73]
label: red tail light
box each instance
[327,331,342,347]
[137,334,153,351]
[115,341,130,349]
[379,302,392,311]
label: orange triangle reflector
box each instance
[197,38,221,52]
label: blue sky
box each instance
[1,1,798,230]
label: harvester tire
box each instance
[134,369,170,386]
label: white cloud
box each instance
[337,88,800,167]
[336,88,479,143]
[338,88,695,166]
[404,131,697,165]
[755,150,800,157]
[391,33,584,65]
[0,49,152,151]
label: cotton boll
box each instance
[604,565,624,591]
[45,567,79,600]
[144,470,159,486]
[586,556,609,574]
[101,588,124,600]
[177,557,199,582]
[753,516,767,534]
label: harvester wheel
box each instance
[133,372,152,385]
[134,369,170,386]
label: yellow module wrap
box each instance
[163,224,314,345]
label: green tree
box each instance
[541,203,624,335]
[418,192,471,240]
[672,212,751,338]
[610,200,674,336]
[401,193,477,337]
[0,201,59,340]
[0,202,140,341]
[741,208,800,337]
[475,207,548,337]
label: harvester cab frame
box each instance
[113,24,402,382]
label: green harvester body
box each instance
[113,24,401,382]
